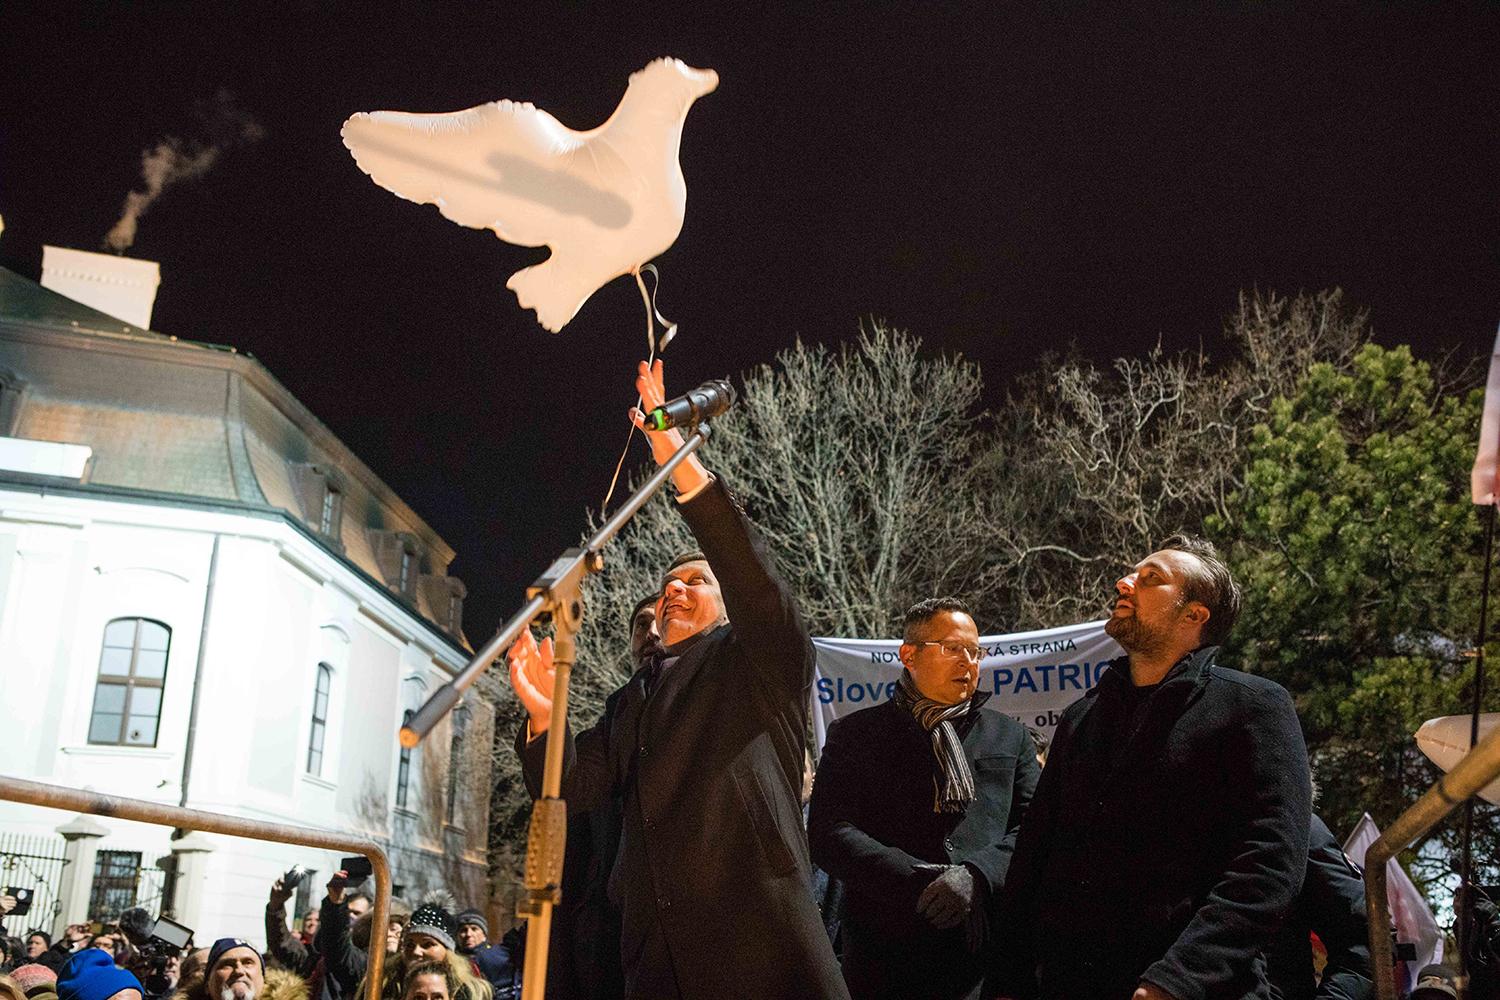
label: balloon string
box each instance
[598,267,673,514]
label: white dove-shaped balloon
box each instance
[1415,712,1500,805]
[342,58,719,332]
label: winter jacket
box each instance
[171,967,308,1000]
[516,477,849,1000]
[1265,814,1373,1000]
[312,897,358,1000]
[265,905,319,978]
[993,647,1312,1000]
[810,694,1040,999]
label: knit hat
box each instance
[454,910,488,936]
[402,904,456,951]
[11,964,58,997]
[1411,964,1459,1000]
[57,949,143,1000]
[205,939,262,975]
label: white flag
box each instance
[1344,813,1444,990]
[1472,325,1500,504]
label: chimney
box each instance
[41,246,161,330]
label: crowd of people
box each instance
[0,872,524,1000]
[3,358,1497,1000]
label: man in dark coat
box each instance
[992,534,1311,1000]
[809,597,1040,1000]
[543,597,654,1000]
[1265,814,1373,1000]
[507,360,849,1000]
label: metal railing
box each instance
[1366,722,1500,999]
[0,774,390,1000]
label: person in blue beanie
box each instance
[58,949,143,1000]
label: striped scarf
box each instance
[895,670,977,813]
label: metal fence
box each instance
[0,830,69,930]
[0,774,391,1000]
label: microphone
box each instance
[644,379,736,431]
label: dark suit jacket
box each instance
[994,647,1312,1000]
[1265,814,1373,1000]
[809,695,1040,1000]
[518,477,849,1000]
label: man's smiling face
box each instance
[655,558,725,647]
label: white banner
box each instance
[811,619,1123,750]
[1344,813,1444,991]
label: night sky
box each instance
[1,5,1495,637]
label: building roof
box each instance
[0,264,470,651]
[0,263,166,338]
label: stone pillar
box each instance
[169,833,216,933]
[53,815,110,938]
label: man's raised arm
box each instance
[629,359,812,698]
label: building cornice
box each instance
[0,317,455,566]
[0,472,471,661]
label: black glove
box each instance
[916,864,975,930]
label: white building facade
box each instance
[0,258,495,944]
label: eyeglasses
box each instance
[911,640,983,662]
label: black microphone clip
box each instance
[645,379,737,431]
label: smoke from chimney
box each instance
[103,89,264,254]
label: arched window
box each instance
[88,618,170,746]
[395,710,414,809]
[306,663,333,776]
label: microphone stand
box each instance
[398,422,715,1000]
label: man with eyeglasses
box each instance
[808,597,1040,1000]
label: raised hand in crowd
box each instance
[325,871,349,906]
[269,878,294,910]
[507,632,555,737]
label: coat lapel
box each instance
[611,666,650,788]
[638,623,728,734]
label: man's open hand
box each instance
[916,864,975,930]
[508,631,556,736]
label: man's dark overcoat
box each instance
[1265,814,1373,1000]
[809,695,1041,1000]
[518,478,848,1000]
[992,646,1312,1000]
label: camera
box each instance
[3,887,33,916]
[283,865,311,889]
[332,856,373,888]
[120,908,193,1000]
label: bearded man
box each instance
[991,534,1311,1000]
[507,361,848,1000]
[809,597,1039,1000]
